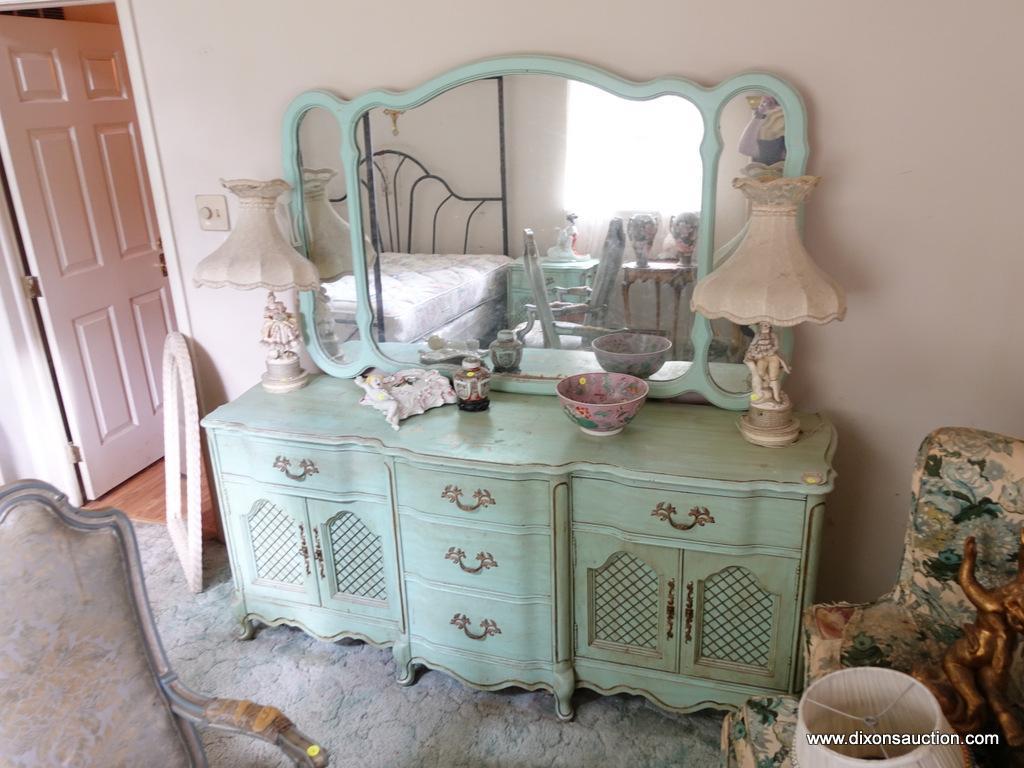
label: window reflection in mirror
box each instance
[709,89,788,394]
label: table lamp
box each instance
[691,175,845,446]
[795,668,969,767]
[194,178,320,393]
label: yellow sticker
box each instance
[307,745,321,757]
[578,376,586,385]
[466,371,475,378]
[802,473,823,485]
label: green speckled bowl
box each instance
[556,372,649,437]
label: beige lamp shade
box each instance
[193,178,319,292]
[691,175,846,327]
[302,168,352,282]
[795,668,968,768]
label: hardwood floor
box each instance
[85,458,220,539]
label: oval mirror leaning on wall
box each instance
[284,58,808,409]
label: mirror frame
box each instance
[282,55,807,409]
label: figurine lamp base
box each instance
[739,399,800,447]
[262,355,309,394]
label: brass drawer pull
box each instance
[441,484,496,512]
[450,613,502,640]
[666,578,676,640]
[298,524,311,576]
[684,581,694,643]
[313,528,325,578]
[445,547,498,574]
[273,455,320,482]
[651,502,715,531]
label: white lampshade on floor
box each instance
[795,668,969,767]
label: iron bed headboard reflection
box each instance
[329,76,509,342]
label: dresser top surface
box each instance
[203,375,836,492]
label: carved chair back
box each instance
[521,228,560,349]
[895,427,1024,638]
[587,217,626,326]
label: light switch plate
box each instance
[195,194,229,231]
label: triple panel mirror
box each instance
[284,58,807,407]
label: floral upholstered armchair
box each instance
[723,427,1024,767]
[0,480,329,768]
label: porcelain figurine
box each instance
[545,213,587,262]
[354,368,457,430]
[453,356,491,411]
[658,212,699,265]
[627,213,660,268]
[744,321,791,405]
[260,296,302,361]
[488,329,523,373]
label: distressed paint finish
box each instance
[281,57,808,409]
[203,375,834,718]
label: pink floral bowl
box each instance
[556,372,649,437]
[592,332,672,378]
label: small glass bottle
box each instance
[488,329,523,373]
[453,356,491,411]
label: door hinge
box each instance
[66,443,83,464]
[21,275,41,300]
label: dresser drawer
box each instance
[395,464,550,527]
[406,580,552,662]
[213,433,388,497]
[400,514,551,597]
[572,478,804,550]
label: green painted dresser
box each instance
[507,257,599,329]
[202,374,835,720]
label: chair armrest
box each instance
[164,681,328,767]
[554,285,591,299]
[549,302,589,317]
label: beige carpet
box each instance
[138,522,722,767]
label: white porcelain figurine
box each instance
[744,321,792,405]
[355,369,457,430]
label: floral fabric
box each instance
[725,427,1024,766]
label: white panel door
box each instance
[0,15,172,498]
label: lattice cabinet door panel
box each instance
[573,531,681,673]
[307,499,401,622]
[222,483,321,607]
[681,551,799,690]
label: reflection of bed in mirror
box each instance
[323,147,511,345]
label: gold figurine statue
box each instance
[918,529,1024,748]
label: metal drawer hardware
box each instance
[313,528,325,578]
[441,484,496,512]
[651,502,715,531]
[273,455,320,482]
[450,613,502,640]
[666,578,676,640]
[445,547,498,574]
[298,524,311,576]
[684,581,695,643]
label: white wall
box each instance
[124,0,1024,602]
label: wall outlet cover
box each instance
[195,194,229,231]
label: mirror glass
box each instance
[303,75,738,380]
[294,104,361,359]
[709,89,789,394]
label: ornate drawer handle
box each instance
[684,581,694,643]
[298,524,311,576]
[445,547,498,574]
[651,502,715,531]
[666,578,676,640]
[441,484,496,512]
[450,613,502,640]
[273,455,320,482]
[313,528,325,578]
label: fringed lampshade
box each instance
[194,178,319,392]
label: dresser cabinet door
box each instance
[681,551,798,690]
[222,483,321,607]
[307,499,400,622]
[573,532,680,672]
